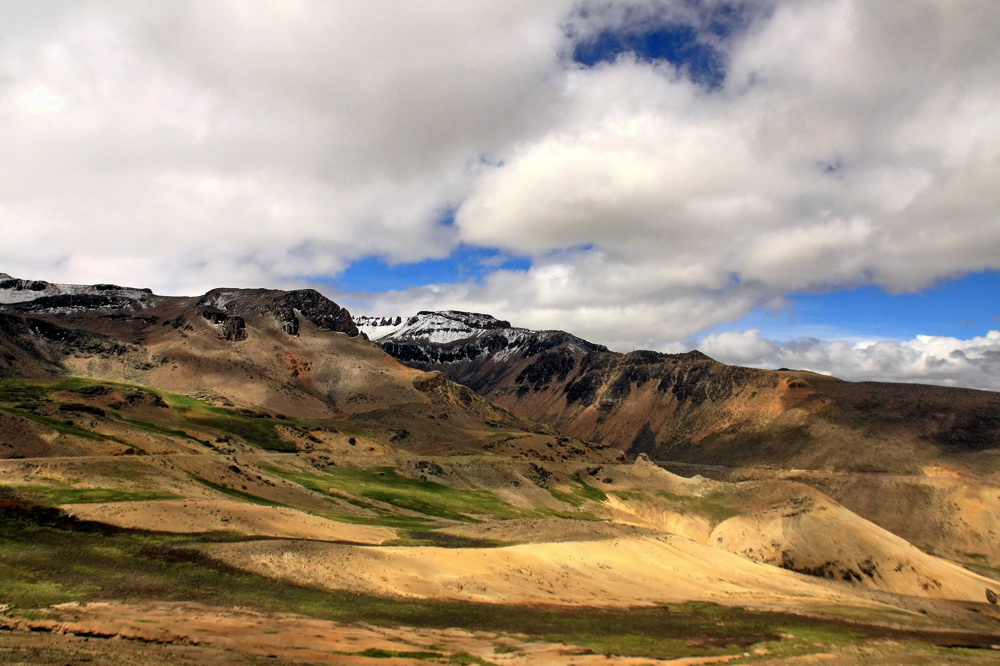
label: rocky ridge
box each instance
[358,310,1000,469]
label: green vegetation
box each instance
[1,503,996,660]
[0,378,50,403]
[8,485,175,506]
[313,509,439,530]
[381,529,513,548]
[162,393,296,452]
[612,489,738,523]
[0,401,133,446]
[263,463,526,522]
[658,491,739,522]
[338,648,446,660]
[333,649,496,664]
[0,377,299,453]
[186,474,286,507]
[109,414,201,443]
[548,474,607,507]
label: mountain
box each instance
[362,310,1000,569]
[2,275,1000,663]
[0,276,611,460]
[360,310,1000,469]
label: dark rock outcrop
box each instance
[198,288,360,338]
[199,306,248,342]
[8,294,140,312]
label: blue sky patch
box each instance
[716,270,1000,342]
[573,24,726,88]
[330,245,531,293]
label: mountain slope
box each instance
[0,277,609,459]
[361,310,1000,474]
[362,310,1000,571]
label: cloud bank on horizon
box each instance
[2,1,999,389]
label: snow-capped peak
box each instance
[357,310,512,344]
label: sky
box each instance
[1,0,999,391]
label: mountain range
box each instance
[1,273,999,664]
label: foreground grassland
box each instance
[3,502,998,662]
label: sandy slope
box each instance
[208,534,885,614]
[711,496,999,603]
[66,499,394,544]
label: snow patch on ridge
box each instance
[357,310,512,344]
[358,310,609,366]
[0,274,155,308]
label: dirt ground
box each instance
[0,601,745,665]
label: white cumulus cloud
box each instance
[699,329,1000,391]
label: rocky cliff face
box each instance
[358,311,608,392]
[0,276,376,419]
[0,277,361,344]
[199,288,360,338]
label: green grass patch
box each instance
[653,491,739,523]
[0,403,133,446]
[9,485,175,506]
[186,474,287,507]
[548,474,608,507]
[263,463,526,522]
[0,376,316,453]
[341,648,448,660]
[335,648,497,663]
[312,510,437,530]
[572,474,608,501]
[109,414,201,443]
[610,489,738,523]
[17,377,300,453]
[446,654,496,665]
[163,395,296,452]
[547,487,584,506]
[0,378,50,404]
[382,529,513,549]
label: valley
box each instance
[0,276,999,663]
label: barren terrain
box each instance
[2,279,999,663]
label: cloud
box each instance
[0,1,573,293]
[1,1,998,389]
[452,0,1000,308]
[434,0,999,353]
[699,329,1000,392]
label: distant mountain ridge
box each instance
[358,309,1000,569]
[359,310,1000,473]
[357,310,607,369]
